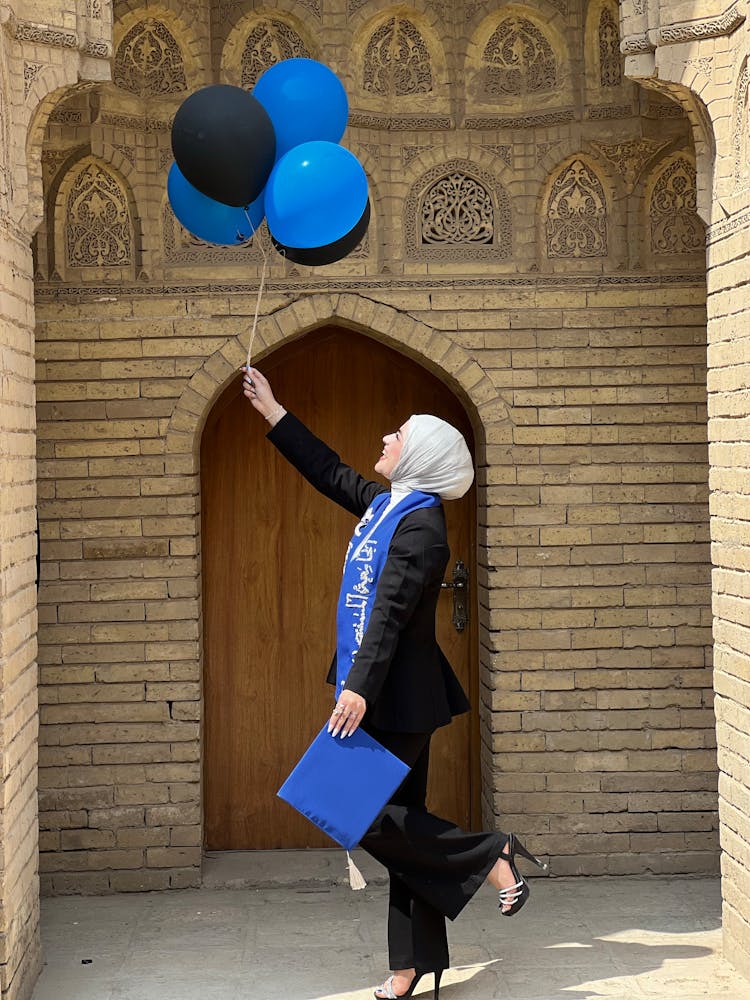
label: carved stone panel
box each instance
[0,41,9,211]
[64,161,132,268]
[733,62,749,194]
[650,158,705,255]
[114,18,187,98]
[405,160,511,261]
[546,160,608,258]
[590,139,670,193]
[240,19,310,89]
[363,17,433,97]
[479,16,557,98]
[24,62,45,99]
[599,6,622,88]
[422,173,493,245]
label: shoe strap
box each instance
[375,976,398,999]
[499,879,525,901]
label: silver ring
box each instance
[334,707,343,715]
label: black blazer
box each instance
[268,412,470,733]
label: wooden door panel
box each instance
[202,327,477,849]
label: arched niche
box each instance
[51,154,139,284]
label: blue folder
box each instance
[277,725,411,850]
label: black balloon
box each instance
[171,85,276,208]
[271,201,371,266]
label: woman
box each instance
[242,365,546,1000]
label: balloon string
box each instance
[244,209,269,370]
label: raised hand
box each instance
[241,366,285,423]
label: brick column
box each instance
[0,191,42,1000]
[621,0,750,980]
[0,3,113,995]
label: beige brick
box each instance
[145,846,201,868]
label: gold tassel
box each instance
[346,850,367,890]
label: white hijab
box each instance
[387,414,474,501]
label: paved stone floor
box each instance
[33,853,750,1000]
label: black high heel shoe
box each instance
[374,968,444,999]
[497,833,548,916]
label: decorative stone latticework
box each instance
[483,144,513,167]
[649,156,705,255]
[114,18,187,97]
[240,18,309,89]
[598,7,621,88]
[545,159,608,257]
[404,159,511,260]
[732,61,749,193]
[363,17,433,97]
[422,172,494,245]
[23,62,44,99]
[479,15,557,98]
[63,160,132,269]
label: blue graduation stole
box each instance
[335,490,440,696]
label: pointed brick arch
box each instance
[165,293,507,466]
[165,292,510,843]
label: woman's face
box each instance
[375,421,409,478]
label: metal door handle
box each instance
[441,559,469,632]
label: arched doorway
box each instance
[201,326,479,849]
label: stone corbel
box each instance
[621,34,655,56]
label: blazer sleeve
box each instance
[344,515,447,706]
[267,411,385,517]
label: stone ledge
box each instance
[202,849,390,890]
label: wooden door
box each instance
[202,326,478,849]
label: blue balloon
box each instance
[265,141,368,249]
[167,163,265,246]
[253,58,348,159]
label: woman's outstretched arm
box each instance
[241,365,384,516]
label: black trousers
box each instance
[360,725,506,974]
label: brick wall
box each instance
[34,281,717,888]
[35,297,204,892]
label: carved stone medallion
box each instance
[546,160,608,258]
[650,158,705,254]
[114,18,187,98]
[65,162,132,268]
[363,18,433,97]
